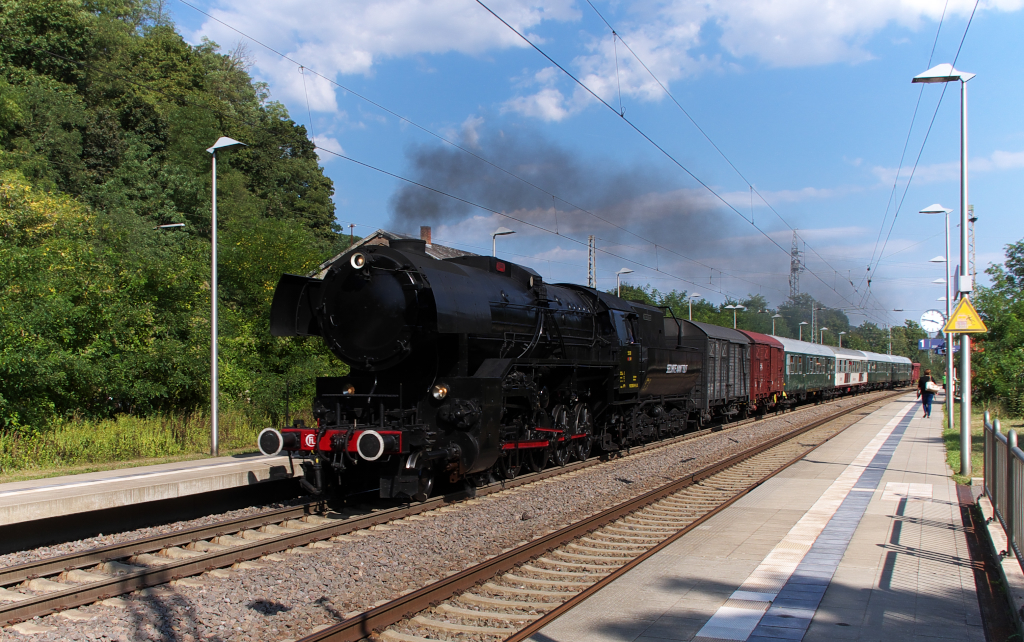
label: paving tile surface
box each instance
[529,393,984,642]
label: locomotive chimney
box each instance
[420,226,432,245]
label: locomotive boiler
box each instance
[260,238,703,500]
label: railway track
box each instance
[294,391,905,642]
[0,390,900,629]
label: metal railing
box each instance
[984,410,1024,569]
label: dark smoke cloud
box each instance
[389,126,716,239]
[387,123,791,299]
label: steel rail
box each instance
[0,413,716,589]
[0,389,897,626]
[296,390,905,642]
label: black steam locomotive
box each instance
[260,238,747,501]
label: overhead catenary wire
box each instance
[860,0,981,300]
[313,144,732,296]
[581,0,868,313]
[7,32,744,301]
[863,0,951,275]
[172,0,782,298]
[474,0,892,327]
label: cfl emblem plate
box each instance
[666,364,688,374]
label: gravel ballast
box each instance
[0,391,902,641]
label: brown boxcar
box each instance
[738,329,785,412]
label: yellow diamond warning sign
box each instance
[943,297,987,333]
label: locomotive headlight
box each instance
[350,253,366,269]
[431,384,449,401]
[341,384,355,395]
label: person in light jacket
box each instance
[917,369,937,419]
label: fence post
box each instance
[1008,429,1017,554]
[984,411,991,500]
[994,419,1003,515]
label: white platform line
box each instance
[693,399,916,641]
[0,456,288,499]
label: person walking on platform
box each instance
[918,369,939,419]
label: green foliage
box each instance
[0,1,345,434]
[973,238,1024,413]
[0,409,262,474]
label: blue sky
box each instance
[170,0,1024,330]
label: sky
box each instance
[169,0,1024,330]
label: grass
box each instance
[0,409,274,483]
[942,398,1022,485]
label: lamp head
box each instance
[492,226,515,238]
[689,293,700,299]
[929,255,947,263]
[912,64,975,84]
[206,136,247,154]
[799,321,808,326]
[616,268,634,276]
[919,203,952,215]
[772,314,782,319]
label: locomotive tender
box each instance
[260,235,913,501]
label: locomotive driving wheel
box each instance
[551,404,571,467]
[526,446,549,473]
[572,402,594,461]
[496,446,522,479]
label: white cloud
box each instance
[191,0,1022,124]
[189,0,579,111]
[312,136,345,161]
[872,149,1024,184]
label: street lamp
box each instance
[838,331,846,348]
[799,321,808,341]
[206,136,247,457]
[820,327,829,345]
[724,304,745,329]
[914,63,975,476]
[921,203,955,441]
[616,268,633,297]
[688,293,700,321]
[492,227,515,257]
[771,314,782,336]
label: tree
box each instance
[973,239,1024,413]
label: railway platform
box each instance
[529,392,987,642]
[0,453,299,551]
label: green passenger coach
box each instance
[774,337,835,402]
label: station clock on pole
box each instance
[920,309,946,334]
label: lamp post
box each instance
[921,204,955,440]
[688,293,700,321]
[914,63,975,476]
[206,136,247,457]
[616,268,633,297]
[492,227,515,257]
[799,321,808,341]
[724,305,745,329]
[820,327,828,345]
[838,331,846,348]
[771,314,782,336]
